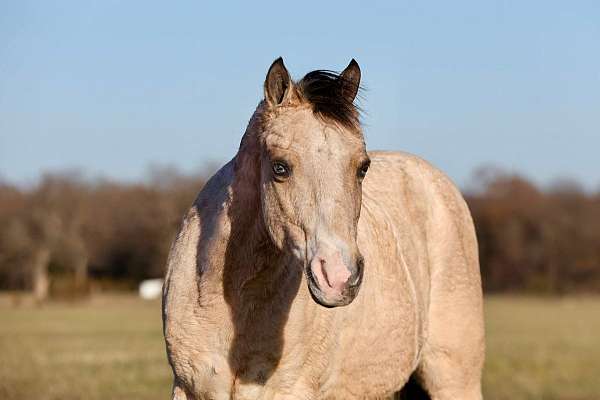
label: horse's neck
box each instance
[220,149,289,301]
[220,165,305,353]
[218,152,306,379]
[202,112,302,309]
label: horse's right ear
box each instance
[264,57,292,107]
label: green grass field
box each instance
[1,295,599,400]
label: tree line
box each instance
[466,168,600,293]
[1,166,599,299]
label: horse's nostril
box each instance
[357,255,365,268]
[349,256,364,287]
[319,259,333,288]
[349,273,361,286]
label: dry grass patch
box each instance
[1,295,599,399]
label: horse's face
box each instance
[259,59,368,307]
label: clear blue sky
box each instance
[1,1,599,188]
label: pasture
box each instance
[0,295,598,400]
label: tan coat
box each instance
[162,59,484,400]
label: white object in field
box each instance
[139,279,164,300]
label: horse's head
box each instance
[254,58,369,307]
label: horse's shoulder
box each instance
[163,162,234,318]
[168,161,235,277]
[363,150,472,244]
[193,160,235,212]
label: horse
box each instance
[162,58,485,400]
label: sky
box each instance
[1,1,599,189]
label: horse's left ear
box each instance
[340,59,361,102]
[264,57,293,107]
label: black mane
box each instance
[297,70,362,130]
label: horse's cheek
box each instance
[261,195,287,249]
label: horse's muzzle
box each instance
[306,255,364,308]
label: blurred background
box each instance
[1,1,599,399]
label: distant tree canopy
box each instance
[0,168,205,295]
[466,168,600,293]
[0,166,599,295]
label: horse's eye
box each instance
[272,161,290,179]
[358,160,370,180]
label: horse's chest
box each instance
[175,297,310,400]
[186,337,306,400]
[170,322,284,400]
[319,269,422,398]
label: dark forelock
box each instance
[296,70,362,130]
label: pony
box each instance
[162,58,485,400]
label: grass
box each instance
[1,295,599,400]
[483,296,600,400]
[0,295,171,400]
